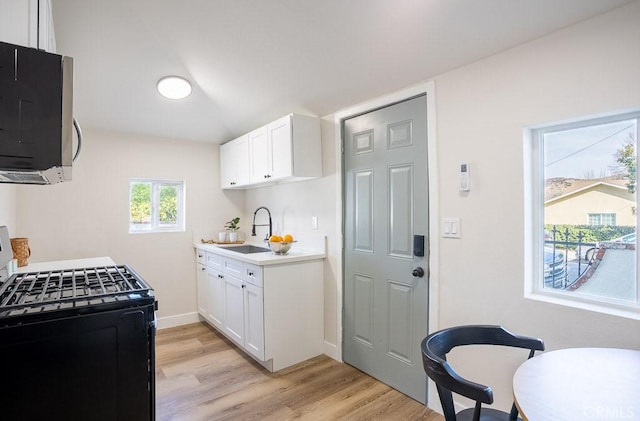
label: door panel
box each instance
[354,169,374,253]
[387,280,413,363]
[388,164,413,258]
[353,273,374,346]
[344,94,428,403]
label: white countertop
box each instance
[15,256,117,273]
[194,236,326,266]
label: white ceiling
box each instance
[52,0,634,144]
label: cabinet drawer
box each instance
[245,263,263,288]
[206,252,222,269]
[195,249,206,265]
[222,258,244,278]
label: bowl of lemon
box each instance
[268,234,296,255]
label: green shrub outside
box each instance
[545,224,635,247]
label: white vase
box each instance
[218,232,227,242]
[229,232,238,242]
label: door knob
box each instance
[412,267,425,278]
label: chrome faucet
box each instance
[251,207,272,240]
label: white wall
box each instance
[430,1,640,410]
[15,129,244,326]
[0,185,17,235]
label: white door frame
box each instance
[333,81,440,384]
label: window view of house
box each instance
[129,179,185,233]
[537,113,639,307]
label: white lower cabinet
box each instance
[223,274,246,345]
[243,282,264,360]
[195,248,323,372]
[207,267,225,330]
[196,263,207,316]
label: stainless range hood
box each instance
[0,41,81,185]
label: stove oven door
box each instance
[0,304,155,421]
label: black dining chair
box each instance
[421,325,544,421]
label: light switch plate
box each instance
[442,217,461,238]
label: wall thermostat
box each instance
[459,163,470,191]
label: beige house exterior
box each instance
[545,181,636,226]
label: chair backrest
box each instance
[421,325,544,421]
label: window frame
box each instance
[525,110,640,320]
[129,178,186,234]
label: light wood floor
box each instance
[155,322,443,421]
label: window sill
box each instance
[525,290,640,321]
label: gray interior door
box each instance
[343,95,429,403]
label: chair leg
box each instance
[473,401,483,421]
[509,402,519,420]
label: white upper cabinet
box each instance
[220,134,250,188]
[0,0,56,52]
[221,113,322,189]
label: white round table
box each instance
[513,348,640,421]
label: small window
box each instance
[588,213,616,226]
[129,179,185,233]
[527,110,639,316]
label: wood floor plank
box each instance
[155,322,443,421]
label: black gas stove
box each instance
[0,264,157,421]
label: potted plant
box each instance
[225,217,240,242]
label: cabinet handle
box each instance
[201,267,206,271]
[218,274,224,279]
[198,254,203,258]
[242,284,246,289]
[248,271,254,276]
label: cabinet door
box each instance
[249,126,270,183]
[267,115,293,180]
[196,263,208,316]
[243,283,264,360]
[234,136,250,186]
[220,141,234,188]
[223,275,244,345]
[220,135,250,189]
[207,268,225,329]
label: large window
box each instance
[129,179,185,233]
[527,111,639,316]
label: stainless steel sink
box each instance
[224,245,270,254]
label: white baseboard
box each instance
[157,312,200,329]
[323,340,340,361]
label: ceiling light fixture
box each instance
[157,75,192,100]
